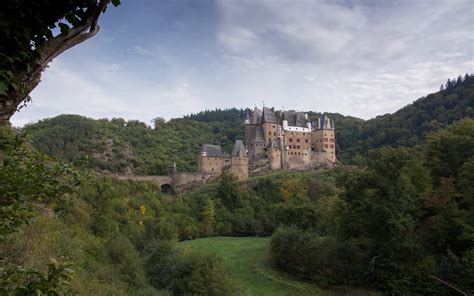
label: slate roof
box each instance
[262,107,277,123]
[231,140,247,157]
[201,144,223,157]
[314,114,335,130]
[251,107,262,124]
[283,111,308,127]
[247,125,265,143]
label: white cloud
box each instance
[133,45,153,56]
[10,0,474,126]
[212,0,474,117]
[11,59,207,126]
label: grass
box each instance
[180,236,379,296]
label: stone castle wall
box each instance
[229,156,249,181]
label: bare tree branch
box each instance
[429,275,467,295]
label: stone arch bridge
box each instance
[115,172,215,194]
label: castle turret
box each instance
[310,113,336,163]
[265,139,281,170]
[230,140,248,180]
[244,110,251,124]
[251,107,261,124]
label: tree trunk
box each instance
[0,72,40,125]
[0,0,109,125]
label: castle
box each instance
[198,107,337,180]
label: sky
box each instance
[11,0,474,126]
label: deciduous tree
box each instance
[0,0,120,124]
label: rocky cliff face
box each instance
[90,137,135,175]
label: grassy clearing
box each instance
[180,236,378,296]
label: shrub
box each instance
[146,244,236,295]
[270,226,365,286]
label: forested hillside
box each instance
[340,74,474,159]
[3,119,473,294]
[24,114,245,175]
[23,75,473,173]
[4,75,474,294]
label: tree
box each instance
[201,199,216,236]
[0,0,120,124]
[215,174,241,211]
[0,131,80,294]
[426,118,474,182]
[0,135,80,237]
[152,117,166,130]
[339,147,431,291]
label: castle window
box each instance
[269,131,271,135]
[272,125,276,128]
[305,139,308,143]
[289,138,293,142]
[298,152,301,155]
[274,132,276,136]
[324,144,329,148]
[296,139,300,143]
[330,145,334,149]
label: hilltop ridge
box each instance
[22,74,474,174]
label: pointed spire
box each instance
[244,109,251,124]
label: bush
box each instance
[270,226,365,286]
[146,244,237,295]
[106,234,146,287]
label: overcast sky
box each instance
[11,0,474,126]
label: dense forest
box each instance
[2,118,473,294]
[23,75,473,173]
[1,75,473,295]
[23,115,246,175]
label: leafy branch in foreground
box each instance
[0,258,74,296]
[0,133,80,294]
[0,136,80,237]
[0,0,120,123]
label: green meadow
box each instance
[180,236,379,296]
